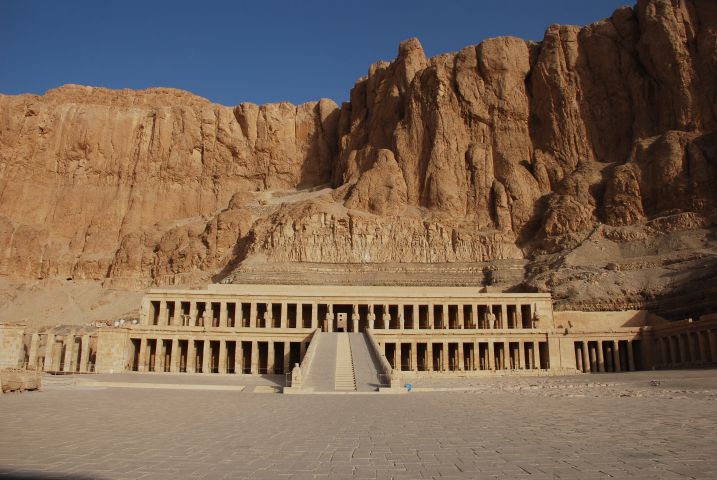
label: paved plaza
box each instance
[1,370,717,479]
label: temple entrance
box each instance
[336,313,348,332]
[333,305,354,332]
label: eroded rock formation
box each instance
[1,0,716,321]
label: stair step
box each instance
[334,333,356,391]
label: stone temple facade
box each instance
[1,285,716,387]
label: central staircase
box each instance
[334,333,356,391]
[301,332,382,392]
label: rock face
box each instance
[1,0,716,321]
[0,86,338,283]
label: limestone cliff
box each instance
[1,0,716,323]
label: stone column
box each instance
[28,333,39,369]
[580,341,590,373]
[688,332,705,363]
[218,340,227,374]
[525,342,531,369]
[686,334,694,364]
[688,333,697,363]
[157,301,167,326]
[407,342,416,371]
[267,341,275,374]
[657,337,666,365]
[249,303,257,328]
[515,307,522,329]
[324,305,331,332]
[698,332,709,363]
[457,342,464,371]
[202,339,210,374]
[676,335,685,364]
[685,333,694,363]
[413,304,419,330]
[668,336,677,365]
[663,337,677,366]
[351,305,359,333]
[612,340,621,372]
[219,302,228,328]
[62,336,75,372]
[596,341,605,372]
[137,337,147,372]
[708,330,717,363]
[441,342,449,371]
[487,341,494,370]
[250,340,258,374]
[154,338,164,372]
[43,333,55,372]
[311,303,318,330]
[588,343,597,372]
[280,303,288,329]
[168,338,179,373]
[284,341,291,374]
[187,339,196,373]
[458,306,464,329]
[189,302,198,327]
[468,342,475,370]
[79,335,90,373]
[515,341,522,369]
[442,304,449,329]
[627,341,635,371]
[474,341,481,370]
[428,304,434,329]
[171,300,180,326]
[426,342,433,371]
[677,335,687,364]
[235,341,243,374]
[500,304,507,329]
[471,305,478,330]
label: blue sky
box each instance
[1,1,631,106]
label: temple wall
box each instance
[554,310,667,330]
[0,325,25,368]
[95,329,130,374]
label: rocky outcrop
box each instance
[246,200,522,265]
[1,0,716,320]
[0,86,338,281]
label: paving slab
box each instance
[1,370,716,479]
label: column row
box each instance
[146,300,543,331]
[128,337,309,375]
[653,330,717,368]
[381,340,549,372]
[573,339,639,373]
[23,333,95,373]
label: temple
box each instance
[1,285,716,389]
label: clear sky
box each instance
[1,1,632,106]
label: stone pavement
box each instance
[1,370,716,479]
